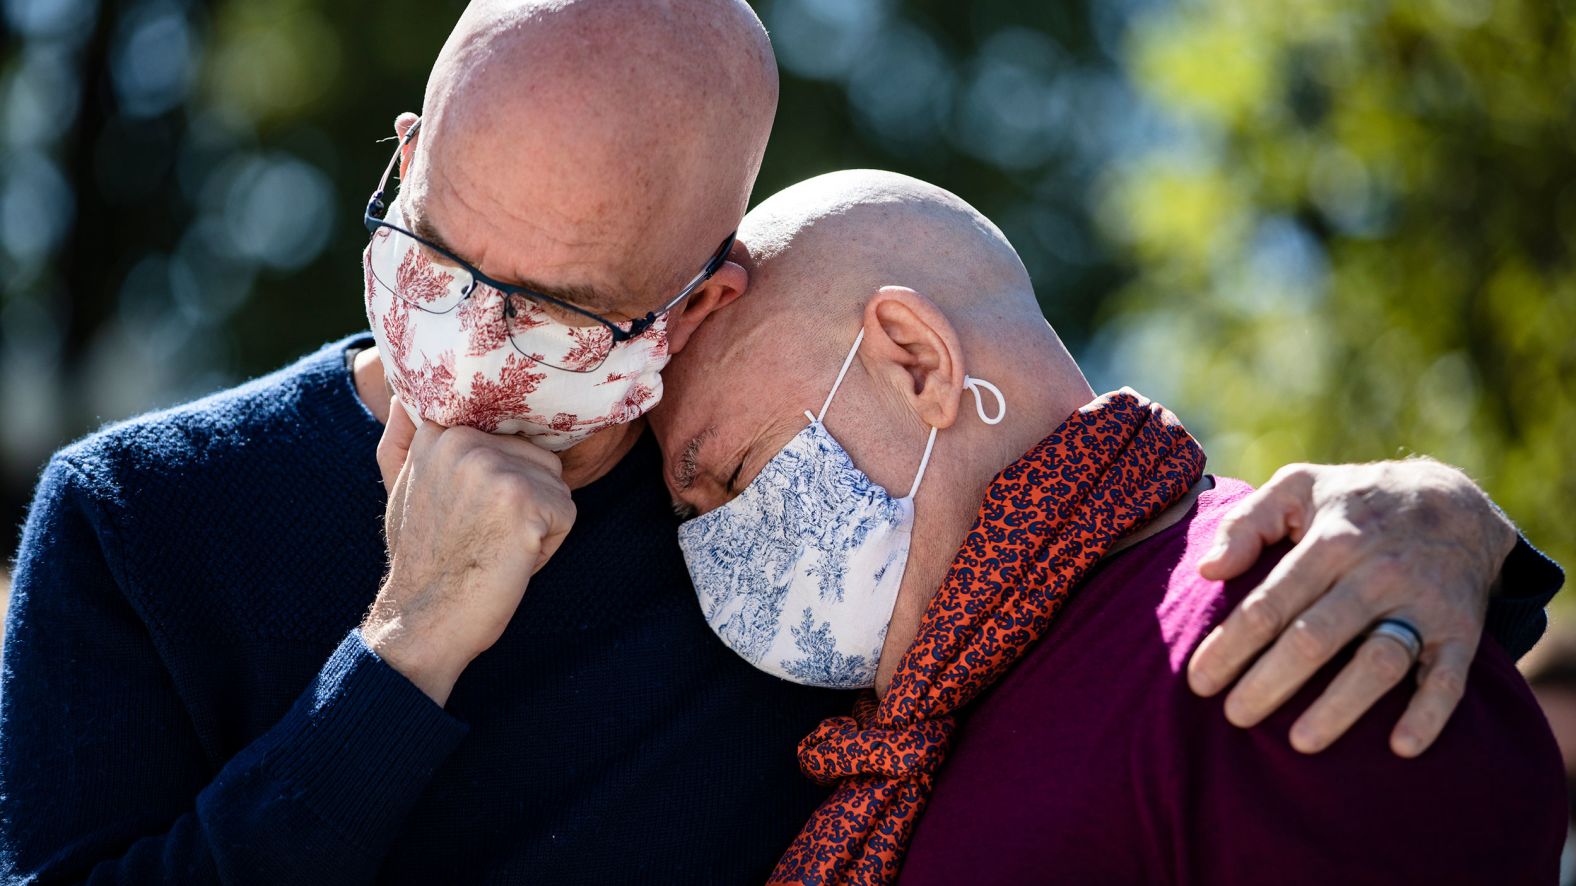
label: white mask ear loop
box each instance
[963,375,1007,425]
[807,331,1001,502]
[907,375,1005,501]
[805,328,867,425]
[907,372,1002,501]
[904,425,938,501]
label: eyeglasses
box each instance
[363,119,736,373]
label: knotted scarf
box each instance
[768,389,1206,885]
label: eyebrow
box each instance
[674,425,717,492]
[408,209,625,312]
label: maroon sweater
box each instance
[900,477,1566,886]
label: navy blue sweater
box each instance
[1,336,850,884]
[1,336,1562,884]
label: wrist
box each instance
[1472,489,1519,588]
[360,612,468,707]
[1422,459,1517,586]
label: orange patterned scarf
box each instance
[769,389,1205,885]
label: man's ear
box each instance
[395,112,421,179]
[860,286,965,430]
[665,242,749,354]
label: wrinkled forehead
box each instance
[405,127,725,315]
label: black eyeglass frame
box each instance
[362,120,736,344]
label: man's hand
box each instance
[1185,459,1517,758]
[363,397,576,705]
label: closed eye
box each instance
[725,460,744,495]
[675,426,716,492]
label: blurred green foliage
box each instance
[2,0,1571,573]
[1097,0,1576,573]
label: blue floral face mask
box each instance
[676,327,1006,689]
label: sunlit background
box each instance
[2,1,1575,876]
[3,1,1573,584]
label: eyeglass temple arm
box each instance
[365,119,425,228]
[619,232,736,340]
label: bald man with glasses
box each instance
[1,2,1562,884]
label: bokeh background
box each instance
[2,0,1573,593]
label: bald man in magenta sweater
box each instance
[3,4,1564,885]
[649,171,1565,885]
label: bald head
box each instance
[400,0,776,313]
[731,169,1049,365]
[653,169,1093,516]
[652,169,1097,689]
[741,169,1029,290]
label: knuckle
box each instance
[407,418,434,440]
[1287,615,1336,662]
[1216,511,1250,540]
[457,445,505,477]
[1402,705,1442,735]
[1311,521,1365,560]
[1405,455,1457,487]
[535,446,563,473]
[523,463,566,497]
[523,513,556,545]
[376,432,406,460]
[1426,665,1468,701]
[1361,638,1414,684]
[497,472,541,507]
[431,426,466,458]
[1239,593,1285,640]
[1268,462,1311,485]
[415,422,448,449]
[536,485,569,518]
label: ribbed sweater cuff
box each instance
[267,629,468,849]
[1486,535,1566,662]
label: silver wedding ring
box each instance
[1369,618,1424,662]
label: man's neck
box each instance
[557,421,645,489]
[351,346,640,490]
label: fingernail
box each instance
[1190,670,1219,696]
[1224,696,1250,727]
[1393,730,1420,757]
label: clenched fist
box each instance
[362,397,576,705]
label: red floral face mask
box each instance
[363,198,672,451]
